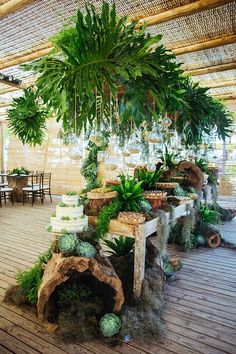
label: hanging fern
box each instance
[7,88,49,146]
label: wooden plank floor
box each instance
[0,198,236,354]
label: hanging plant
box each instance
[7,88,49,146]
[23,1,184,138]
[173,79,233,147]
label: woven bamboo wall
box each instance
[6,118,86,194]
[6,118,124,195]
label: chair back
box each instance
[29,173,43,189]
[42,173,51,188]
[0,171,9,185]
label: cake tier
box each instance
[56,205,84,218]
[50,215,88,233]
[62,195,80,206]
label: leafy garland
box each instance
[81,142,100,192]
[7,88,49,146]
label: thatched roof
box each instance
[0,0,235,107]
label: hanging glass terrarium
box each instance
[147,132,163,144]
[147,162,156,172]
[104,157,118,170]
[89,131,104,147]
[127,137,141,154]
[161,116,172,128]
[67,134,83,160]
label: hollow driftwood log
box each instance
[38,253,124,325]
[178,161,204,191]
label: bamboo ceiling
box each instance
[0,0,235,108]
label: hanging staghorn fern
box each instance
[7,88,49,146]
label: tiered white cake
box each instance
[50,194,88,233]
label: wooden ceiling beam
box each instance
[173,34,236,55]
[0,79,22,88]
[135,0,233,27]
[200,80,236,88]
[0,102,11,107]
[212,94,236,100]
[185,62,236,76]
[0,0,34,19]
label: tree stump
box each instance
[7,175,28,202]
[37,253,124,325]
[178,161,204,191]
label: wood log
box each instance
[37,253,124,325]
[7,175,28,202]
[177,161,204,191]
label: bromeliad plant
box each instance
[7,88,49,146]
[159,146,178,170]
[104,236,135,257]
[136,168,163,190]
[112,174,144,212]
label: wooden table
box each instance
[7,174,30,202]
[89,202,193,298]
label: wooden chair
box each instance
[0,186,14,207]
[22,174,43,206]
[41,173,52,202]
[0,170,9,188]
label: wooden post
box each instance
[133,224,146,298]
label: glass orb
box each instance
[161,117,172,128]
[68,145,83,160]
[147,132,163,144]
[147,162,156,172]
[90,132,104,147]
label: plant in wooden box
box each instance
[7,88,49,146]
[95,175,145,240]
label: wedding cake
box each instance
[50,193,88,233]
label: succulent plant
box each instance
[58,233,78,255]
[66,191,77,196]
[76,241,96,258]
[99,313,121,337]
[58,202,66,207]
[45,225,52,232]
[61,216,70,221]
[196,234,206,247]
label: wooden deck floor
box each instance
[0,199,236,354]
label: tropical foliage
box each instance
[159,146,178,169]
[173,80,233,147]
[112,174,144,212]
[7,88,49,146]
[104,236,135,257]
[24,1,184,138]
[136,168,163,190]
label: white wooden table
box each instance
[89,202,193,298]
